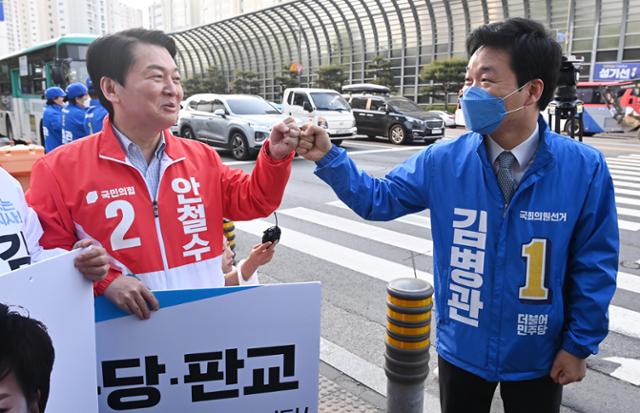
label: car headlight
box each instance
[255,131,269,142]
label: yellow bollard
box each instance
[385,278,433,413]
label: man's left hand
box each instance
[268,117,300,160]
[73,239,110,282]
[550,349,587,385]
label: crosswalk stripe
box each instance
[613,180,640,190]
[611,174,640,183]
[348,146,425,157]
[615,195,640,207]
[279,207,433,255]
[607,159,640,167]
[617,220,640,231]
[609,168,640,177]
[608,164,640,172]
[615,187,640,197]
[616,206,640,219]
[327,200,432,229]
[609,306,640,340]
[235,219,434,284]
[237,218,640,339]
[618,272,640,295]
[607,156,640,162]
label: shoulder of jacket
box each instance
[545,130,603,164]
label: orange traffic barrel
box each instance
[0,144,45,191]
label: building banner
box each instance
[95,282,322,413]
[594,62,640,81]
[0,250,99,413]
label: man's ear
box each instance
[100,77,120,105]
[526,79,545,107]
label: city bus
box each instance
[0,34,98,145]
[572,80,631,135]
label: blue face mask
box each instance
[460,84,527,135]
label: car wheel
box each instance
[181,126,195,140]
[332,139,343,147]
[388,124,407,145]
[230,132,253,161]
[563,118,582,136]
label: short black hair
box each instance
[0,303,55,413]
[466,17,562,110]
[86,28,177,122]
[46,99,57,106]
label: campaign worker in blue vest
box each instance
[61,82,89,144]
[296,18,618,413]
[83,77,108,135]
[42,86,65,153]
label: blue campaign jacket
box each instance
[42,104,63,153]
[83,99,108,135]
[61,103,88,143]
[315,116,619,381]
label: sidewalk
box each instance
[318,361,385,413]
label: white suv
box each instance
[179,94,287,160]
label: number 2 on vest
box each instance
[106,200,142,251]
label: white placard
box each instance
[0,250,99,413]
[95,282,321,413]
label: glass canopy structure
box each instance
[170,0,639,102]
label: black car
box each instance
[345,94,445,144]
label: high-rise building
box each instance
[147,0,283,32]
[0,0,143,55]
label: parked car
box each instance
[179,94,287,160]
[170,101,186,136]
[342,83,390,96]
[282,88,357,145]
[344,94,445,144]
[428,110,456,127]
[268,101,283,113]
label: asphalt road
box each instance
[217,128,640,413]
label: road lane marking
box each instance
[235,219,433,284]
[615,195,640,207]
[602,357,640,386]
[279,207,433,255]
[327,200,432,229]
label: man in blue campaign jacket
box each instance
[296,18,618,413]
[61,82,89,144]
[83,78,108,135]
[42,86,65,153]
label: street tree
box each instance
[232,70,261,94]
[315,64,347,91]
[419,58,467,111]
[274,65,301,98]
[366,55,395,92]
[181,66,227,96]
